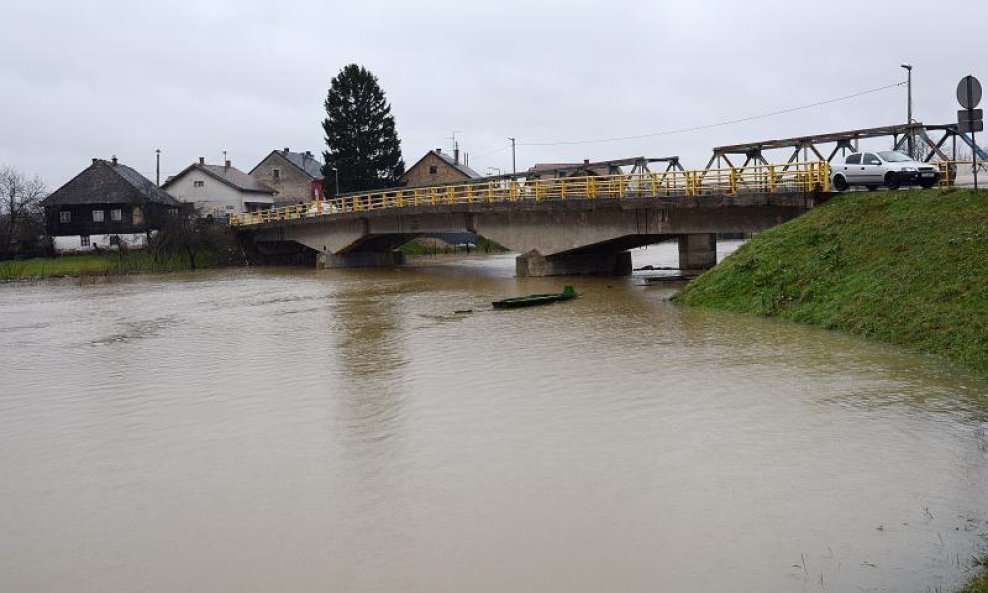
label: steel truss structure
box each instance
[707,123,987,172]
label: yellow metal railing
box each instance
[230,161,832,227]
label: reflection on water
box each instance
[0,242,986,593]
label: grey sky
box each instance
[3,0,986,189]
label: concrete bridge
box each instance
[233,160,831,276]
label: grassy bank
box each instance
[674,188,988,377]
[958,562,988,593]
[0,250,226,281]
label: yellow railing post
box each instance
[729,168,738,195]
[487,181,494,203]
[768,165,776,192]
[561,179,567,200]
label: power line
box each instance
[518,81,907,147]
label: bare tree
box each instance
[0,166,47,258]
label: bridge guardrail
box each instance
[230,160,832,227]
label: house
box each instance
[527,159,623,179]
[249,148,325,207]
[401,148,481,187]
[41,156,183,252]
[163,157,276,216]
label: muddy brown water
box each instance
[1,242,986,593]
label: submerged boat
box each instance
[492,285,577,309]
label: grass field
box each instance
[0,250,213,281]
[674,188,988,378]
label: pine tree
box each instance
[321,65,405,195]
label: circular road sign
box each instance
[957,75,982,109]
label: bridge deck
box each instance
[229,159,953,228]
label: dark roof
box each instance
[433,150,482,178]
[403,150,482,181]
[528,162,619,177]
[42,159,182,208]
[163,163,276,194]
[250,149,324,180]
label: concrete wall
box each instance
[166,171,273,216]
[402,152,472,188]
[54,232,149,252]
[252,154,319,206]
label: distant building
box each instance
[401,148,481,187]
[527,159,622,179]
[41,157,183,252]
[249,148,324,207]
[163,157,276,216]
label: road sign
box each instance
[959,120,984,134]
[959,109,984,123]
[957,75,982,109]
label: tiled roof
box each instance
[42,159,182,207]
[279,150,324,179]
[433,150,482,178]
[164,163,276,194]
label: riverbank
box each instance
[674,188,987,378]
[0,251,226,281]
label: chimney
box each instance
[454,146,460,165]
[464,153,469,167]
[583,159,590,165]
[435,148,442,153]
[224,159,231,171]
[199,157,205,165]
[283,147,290,153]
[111,155,118,165]
[92,158,99,165]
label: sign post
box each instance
[957,75,983,189]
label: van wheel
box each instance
[884,172,901,190]
[832,175,848,192]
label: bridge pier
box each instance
[678,234,718,271]
[319,250,406,269]
[516,250,633,277]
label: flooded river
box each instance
[1,242,986,593]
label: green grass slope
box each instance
[674,188,988,377]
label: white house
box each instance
[163,157,276,216]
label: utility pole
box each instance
[508,137,517,174]
[901,64,913,157]
[155,149,161,186]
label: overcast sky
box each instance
[3,0,986,189]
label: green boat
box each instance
[492,285,577,309]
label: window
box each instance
[273,168,281,179]
[80,235,90,247]
[846,154,861,165]
[429,165,438,175]
[863,153,881,165]
[111,209,123,222]
[194,180,205,188]
[92,210,104,222]
[59,210,71,223]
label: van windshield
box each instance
[879,151,912,162]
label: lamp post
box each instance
[155,149,161,186]
[487,166,502,177]
[331,167,339,197]
[901,63,913,157]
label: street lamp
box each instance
[901,63,913,156]
[487,166,502,177]
[331,166,339,197]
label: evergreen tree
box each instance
[321,65,405,195]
